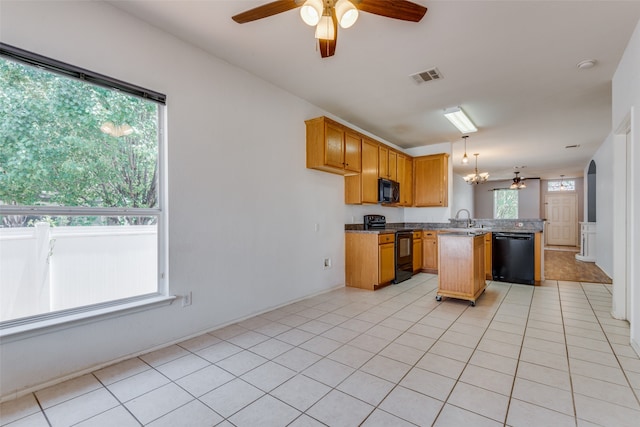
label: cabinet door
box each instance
[325,122,345,169]
[397,154,413,206]
[362,138,379,203]
[344,131,361,173]
[379,242,395,284]
[379,145,389,179]
[388,151,397,181]
[414,154,448,207]
[413,234,422,272]
[423,232,438,271]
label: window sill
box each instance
[0,295,176,343]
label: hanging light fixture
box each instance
[302,0,358,40]
[509,171,526,189]
[300,0,323,26]
[461,135,469,164]
[464,153,489,185]
[559,174,566,190]
[335,0,358,28]
[315,12,335,40]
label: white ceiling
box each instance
[107,0,640,181]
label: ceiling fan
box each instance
[232,0,428,58]
[510,171,527,189]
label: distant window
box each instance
[494,189,518,219]
[548,179,575,192]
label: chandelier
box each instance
[464,153,489,185]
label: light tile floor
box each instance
[2,274,640,426]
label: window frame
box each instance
[0,43,170,338]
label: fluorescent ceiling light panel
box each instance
[444,107,477,133]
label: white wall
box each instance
[0,0,347,398]
[474,179,542,219]
[587,135,614,277]
[611,18,640,353]
[450,174,475,218]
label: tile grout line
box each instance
[578,282,640,407]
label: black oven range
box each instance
[363,215,413,284]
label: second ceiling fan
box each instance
[232,0,428,58]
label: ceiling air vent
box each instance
[410,67,443,84]
[565,144,581,149]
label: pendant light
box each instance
[461,135,469,164]
[464,153,489,185]
[559,175,566,191]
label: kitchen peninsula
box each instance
[436,231,487,306]
[345,218,545,290]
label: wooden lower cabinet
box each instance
[484,232,492,280]
[422,230,438,273]
[437,233,487,306]
[346,232,395,290]
[412,231,422,273]
[534,232,542,283]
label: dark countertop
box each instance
[346,219,545,234]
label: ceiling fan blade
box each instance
[357,0,427,22]
[319,11,338,58]
[232,1,300,24]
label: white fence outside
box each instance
[0,223,157,322]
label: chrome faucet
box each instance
[455,208,473,228]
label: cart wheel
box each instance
[435,295,442,302]
[470,301,476,307]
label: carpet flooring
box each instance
[544,249,612,283]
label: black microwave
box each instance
[378,178,400,203]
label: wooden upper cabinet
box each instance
[306,116,361,176]
[345,138,379,205]
[414,153,449,207]
[378,146,397,181]
[344,131,361,174]
[397,154,413,206]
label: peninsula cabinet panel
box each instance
[345,138,379,204]
[485,232,493,280]
[437,233,486,305]
[346,233,395,290]
[306,116,361,175]
[414,153,448,207]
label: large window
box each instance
[0,44,167,328]
[494,189,518,219]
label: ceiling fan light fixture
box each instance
[444,106,477,133]
[300,0,323,26]
[335,0,358,28]
[315,14,335,40]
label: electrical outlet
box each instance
[323,258,332,269]
[182,291,192,307]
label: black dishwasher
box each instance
[492,232,535,285]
